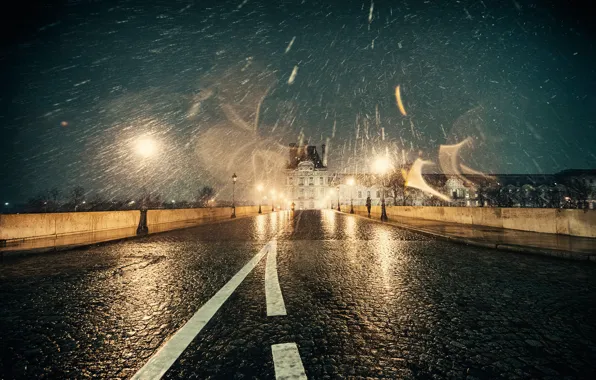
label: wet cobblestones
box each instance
[1,211,596,379]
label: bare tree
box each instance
[27,191,50,213]
[71,186,85,209]
[564,178,592,209]
[197,186,215,207]
[387,169,408,206]
[49,188,61,211]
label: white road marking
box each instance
[265,240,287,316]
[272,343,307,380]
[131,241,274,380]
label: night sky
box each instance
[1,0,595,203]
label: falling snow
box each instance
[0,0,594,204]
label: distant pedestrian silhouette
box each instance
[366,196,372,217]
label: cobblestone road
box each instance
[1,210,595,379]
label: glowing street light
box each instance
[270,189,276,211]
[231,173,237,218]
[372,157,392,221]
[134,136,158,158]
[347,177,355,214]
[256,183,264,213]
[336,186,340,211]
[75,200,86,212]
[372,157,391,175]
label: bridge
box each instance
[1,209,596,378]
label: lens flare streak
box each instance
[395,85,407,116]
[405,159,451,202]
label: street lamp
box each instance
[257,184,264,213]
[134,136,158,158]
[270,189,276,211]
[231,173,237,218]
[75,200,86,212]
[336,186,340,211]
[373,157,391,221]
[347,177,355,214]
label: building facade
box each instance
[284,144,387,210]
[284,143,596,210]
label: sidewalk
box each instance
[347,211,596,261]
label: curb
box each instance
[337,211,595,262]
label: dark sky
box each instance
[1,0,595,203]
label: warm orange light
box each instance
[395,85,407,116]
[135,137,157,157]
[372,157,392,174]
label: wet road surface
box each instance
[1,210,595,379]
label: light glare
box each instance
[135,137,157,157]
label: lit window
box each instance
[309,177,314,185]
[319,177,324,185]
[299,177,304,185]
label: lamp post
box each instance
[257,184,263,213]
[373,157,391,221]
[231,173,237,218]
[75,200,86,212]
[347,177,355,213]
[336,186,340,211]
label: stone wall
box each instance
[0,211,140,241]
[146,206,270,233]
[0,206,272,242]
[342,205,596,238]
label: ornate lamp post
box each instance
[270,189,276,211]
[231,173,237,218]
[257,184,264,213]
[336,186,340,211]
[347,177,355,213]
[373,157,391,221]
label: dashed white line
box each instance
[131,241,275,380]
[265,240,287,316]
[271,343,307,380]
